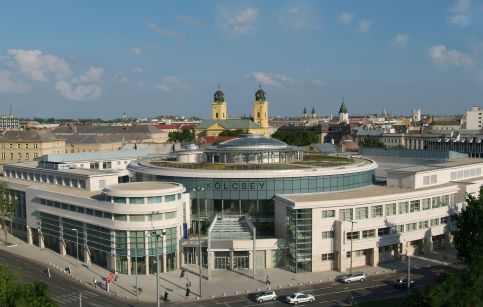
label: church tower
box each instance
[338,99,349,124]
[311,106,317,118]
[211,84,227,120]
[252,84,269,136]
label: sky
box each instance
[0,0,483,119]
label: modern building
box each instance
[465,106,483,130]
[0,114,20,130]
[1,150,189,275]
[0,130,66,171]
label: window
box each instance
[25,144,28,149]
[77,207,85,214]
[90,162,99,170]
[150,213,164,221]
[25,153,29,160]
[113,197,126,204]
[165,211,177,219]
[385,203,397,216]
[9,144,12,149]
[114,214,127,221]
[322,210,335,218]
[396,225,405,233]
[355,207,368,220]
[441,195,449,206]
[322,231,334,239]
[441,216,449,224]
[33,144,38,149]
[86,208,94,215]
[422,198,431,210]
[17,143,21,149]
[339,209,353,221]
[165,195,176,202]
[449,194,456,206]
[362,229,375,238]
[418,220,429,229]
[10,153,13,160]
[129,197,144,204]
[378,227,390,236]
[407,223,417,231]
[103,212,112,219]
[68,205,76,212]
[432,197,441,208]
[410,200,420,212]
[430,218,439,227]
[1,153,5,160]
[18,153,21,160]
[102,162,112,169]
[423,176,430,185]
[95,210,103,218]
[346,231,359,240]
[147,196,162,204]
[321,253,334,261]
[399,202,409,214]
[371,205,383,218]
[129,215,145,222]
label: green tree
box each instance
[358,137,385,148]
[0,264,57,306]
[0,182,18,245]
[168,129,194,142]
[218,129,247,137]
[272,131,318,146]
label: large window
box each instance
[321,210,335,219]
[346,231,359,240]
[362,229,375,238]
[371,205,383,218]
[410,200,420,212]
[399,201,409,214]
[355,207,368,220]
[321,231,334,239]
[339,209,353,221]
[129,197,144,204]
[418,220,429,229]
[377,227,390,236]
[321,253,334,261]
[422,198,431,210]
[432,197,441,208]
[385,203,397,216]
[407,223,417,231]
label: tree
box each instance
[218,129,247,137]
[0,182,18,245]
[358,137,385,148]
[168,129,194,143]
[0,264,57,306]
[272,131,319,147]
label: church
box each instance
[194,85,271,137]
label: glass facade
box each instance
[287,208,312,273]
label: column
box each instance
[229,249,234,270]
[26,226,32,245]
[38,231,45,249]
[107,253,116,272]
[207,251,214,280]
[84,246,91,266]
[162,235,167,273]
[126,236,132,275]
[144,231,150,275]
[60,239,66,256]
[370,247,379,267]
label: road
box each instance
[178,266,457,307]
[0,251,152,307]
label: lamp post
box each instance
[151,230,166,307]
[72,228,80,268]
[193,187,205,298]
[348,220,357,275]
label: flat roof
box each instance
[0,177,99,198]
[106,182,178,191]
[5,161,119,177]
[388,157,483,174]
[279,182,457,203]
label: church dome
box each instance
[339,101,348,114]
[214,89,225,103]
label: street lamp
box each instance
[72,228,80,268]
[150,230,166,307]
[192,187,205,298]
[348,220,357,275]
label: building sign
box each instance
[204,181,266,191]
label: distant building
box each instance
[465,106,483,130]
[0,114,20,130]
[412,108,421,122]
[0,130,65,171]
[338,100,349,124]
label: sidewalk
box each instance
[0,232,460,304]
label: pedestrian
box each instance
[65,266,71,275]
[114,270,118,282]
[163,291,169,301]
[106,281,110,292]
[107,272,113,283]
[186,279,191,288]
[93,277,97,288]
[47,268,51,278]
[185,287,190,297]
[266,274,270,285]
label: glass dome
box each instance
[217,134,288,149]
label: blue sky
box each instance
[0,0,483,119]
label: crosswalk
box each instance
[52,290,100,306]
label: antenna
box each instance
[217,82,220,90]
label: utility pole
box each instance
[72,228,80,268]
[193,187,205,298]
[79,292,82,307]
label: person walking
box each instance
[114,270,119,282]
[163,291,169,301]
[185,287,190,297]
[93,277,97,288]
[46,268,51,278]
[266,274,270,285]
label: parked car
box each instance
[394,278,415,288]
[253,290,277,302]
[338,272,366,284]
[286,292,315,305]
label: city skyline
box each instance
[0,0,483,119]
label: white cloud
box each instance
[451,0,471,13]
[131,67,143,73]
[55,81,101,101]
[176,15,204,26]
[154,76,189,92]
[311,79,325,87]
[6,49,71,81]
[147,22,185,42]
[391,34,409,47]
[429,45,473,68]
[0,70,29,93]
[289,8,299,14]
[447,14,469,26]
[251,72,294,86]
[131,47,142,55]
[222,7,259,37]
[339,12,353,26]
[111,72,128,84]
[75,67,103,83]
[357,20,371,32]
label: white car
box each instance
[254,290,277,302]
[285,292,315,305]
[339,272,366,284]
